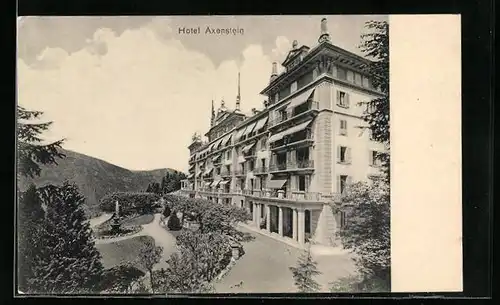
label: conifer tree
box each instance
[289,246,322,292]
[17,105,65,179]
[358,20,390,181]
[17,184,44,292]
[29,182,104,293]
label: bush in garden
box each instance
[99,192,161,215]
[337,179,390,289]
[167,212,182,231]
[163,205,171,218]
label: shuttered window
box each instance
[337,146,352,164]
[336,91,350,108]
[339,119,347,135]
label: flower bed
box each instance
[96,225,142,239]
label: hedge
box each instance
[100,192,161,215]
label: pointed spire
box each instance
[270,62,278,83]
[236,72,241,111]
[210,99,215,127]
[318,17,331,43]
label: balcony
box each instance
[242,189,337,203]
[221,170,232,178]
[269,101,319,129]
[253,167,268,175]
[269,160,314,173]
[270,130,313,151]
[233,170,246,177]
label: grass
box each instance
[329,274,390,292]
[122,214,155,226]
[96,235,155,273]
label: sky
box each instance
[17,15,387,172]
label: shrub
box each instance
[337,180,390,288]
[100,192,161,215]
[163,206,171,218]
[289,246,322,292]
[167,212,182,231]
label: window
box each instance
[339,119,347,135]
[339,175,349,193]
[275,92,279,102]
[312,67,318,79]
[369,150,382,167]
[340,210,347,228]
[354,73,362,85]
[338,146,351,164]
[279,109,288,121]
[249,160,255,171]
[362,76,370,88]
[347,70,354,82]
[261,158,266,169]
[337,67,347,80]
[216,167,221,175]
[337,91,349,108]
[260,137,267,149]
[260,176,266,190]
[298,175,306,191]
[290,81,298,93]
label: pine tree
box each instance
[138,240,163,293]
[17,184,45,292]
[17,105,65,179]
[29,182,104,293]
[359,20,390,181]
[289,246,322,292]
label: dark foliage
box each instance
[167,212,182,231]
[28,182,104,293]
[100,192,161,215]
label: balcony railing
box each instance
[269,160,314,172]
[270,131,313,150]
[253,167,268,175]
[269,101,319,127]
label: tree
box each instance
[29,182,104,293]
[17,184,45,292]
[337,180,390,289]
[17,105,65,179]
[137,240,163,293]
[289,246,322,292]
[359,20,390,181]
[156,253,205,293]
[167,212,182,231]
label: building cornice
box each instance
[260,42,375,95]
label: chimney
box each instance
[318,17,331,43]
[292,40,298,49]
[235,72,241,110]
[270,62,278,83]
[210,100,215,127]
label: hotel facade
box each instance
[180,18,386,248]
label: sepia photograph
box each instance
[16,15,392,295]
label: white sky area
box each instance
[17,15,387,172]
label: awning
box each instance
[237,155,246,163]
[285,87,316,111]
[221,134,232,146]
[254,117,268,132]
[234,126,247,141]
[188,164,195,171]
[212,154,221,162]
[209,142,216,151]
[242,142,256,154]
[187,173,194,179]
[224,158,233,165]
[219,180,230,185]
[268,179,287,189]
[196,172,202,178]
[242,121,257,136]
[257,150,268,159]
[268,119,313,143]
[210,180,221,187]
[204,182,212,187]
[203,168,213,176]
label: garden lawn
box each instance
[122,214,155,226]
[96,235,155,273]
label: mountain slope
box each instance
[18,148,182,217]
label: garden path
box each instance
[93,213,177,270]
[88,213,112,228]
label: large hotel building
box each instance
[180,18,386,248]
